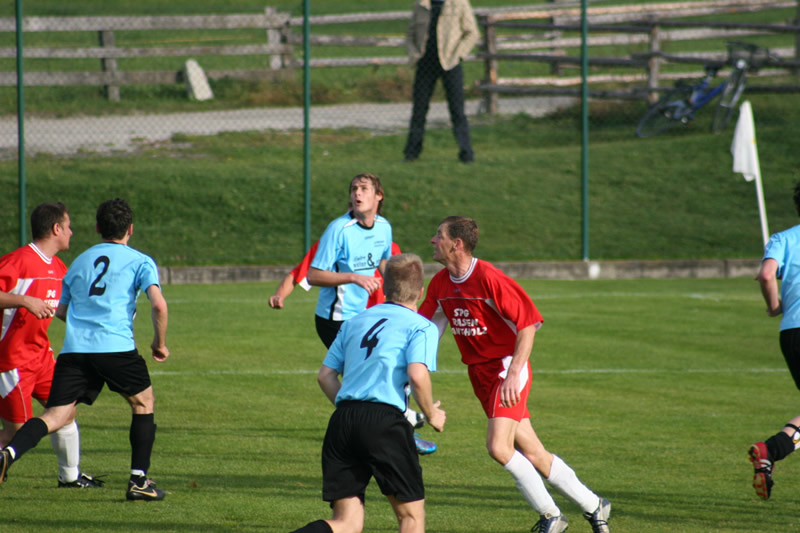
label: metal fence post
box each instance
[795,0,800,76]
[98,30,120,102]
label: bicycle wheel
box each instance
[711,68,746,133]
[636,86,693,138]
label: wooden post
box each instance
[480,15,498,115]
[265,7,283,70]
[98,30,119,102]
[549,15,562,75]
[646,23,661,104]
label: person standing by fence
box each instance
[403,0,479,164]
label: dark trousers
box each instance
[404,54,473,161]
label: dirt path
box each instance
[0,96,576,156]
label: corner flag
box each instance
[731,101,769,245]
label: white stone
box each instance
[183,59,213,101]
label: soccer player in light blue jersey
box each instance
[750,181,800,500]
[291,253,446,533]
[0,198,169,502]
[308,173,393,348]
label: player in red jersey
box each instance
[0,202,101,488]
[418,216,610,533]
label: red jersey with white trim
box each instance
[0,244,66,372]
[418,258,543,366]
[291,241,401,308]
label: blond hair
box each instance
[383,253,424,304]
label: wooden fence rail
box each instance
[478,0,800,112]
[0,9,293,101]
[0,0,798,106]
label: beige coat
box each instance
[406,0,479,71]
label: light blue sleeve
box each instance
[406,319,439,372]
[311,222,342,272]
[136,256,161,294]
[763,233,786,278]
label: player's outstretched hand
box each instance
[151,342,169,362]
[427,400,446,433]
[269,295,284,309]
[24,295,55,319]
[353,273,382,294]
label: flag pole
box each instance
[753,158,769,246]
[731,100,769,246]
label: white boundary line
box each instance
[150,367,785,376]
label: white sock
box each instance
[504,451,560,516]
[50,420,80,483]
[547,455,600,513]
[404,408,421,427]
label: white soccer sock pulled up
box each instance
[504,450,560,516]
[546,454,600,514]
[50,420,80,483]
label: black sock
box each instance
[289,520,333,533]
[765,431,794,462]
[6,417,49,462]
[130,413,156,476]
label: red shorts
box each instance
[0,349,56,423]
[467,357,532,421]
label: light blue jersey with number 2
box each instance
[323,302,439,412]
[60,242,160,354]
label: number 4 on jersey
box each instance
[360,318,387,359]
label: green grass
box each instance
[3,277,799,532]
[2,91,799,267]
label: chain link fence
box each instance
[1,0,799,266]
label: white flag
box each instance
[731,100,759,182]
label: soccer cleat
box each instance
[414,434,437,455]
[58,472,106,488]
[0,449,9,484]
[749,441,774,500]
[126,478,165,501]
[530,513,569,533]
[584,497,611,533]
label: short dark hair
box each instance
[30,202,68,241]
[441,216,479,253]
[383,253,424,303]
[96,198,133,240]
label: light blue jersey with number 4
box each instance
[60,242,160,354]
[323,302,439,412]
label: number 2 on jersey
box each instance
[89,256,110,296]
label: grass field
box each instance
[2,277,799,532]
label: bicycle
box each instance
[636,42,771,138]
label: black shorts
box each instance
[46,350,152,408]
[322,401,424,503]
[780,328,800,391]
[315,315,343,349]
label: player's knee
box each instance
[486,440,514,464]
